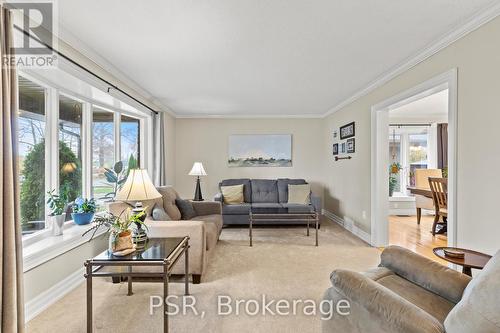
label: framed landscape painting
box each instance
[228,134,292,167]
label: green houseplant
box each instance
[71,197,96,225]
[83,208,147,253]
[389,162,402,197]
[47,188,69,236]
[101,155,139,201]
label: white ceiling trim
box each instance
[323,1,500,118]
[175,113,325,119]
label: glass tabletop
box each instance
[93,237,186,261]
[250,205,315,215]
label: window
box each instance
[17,71,150,240]
[18,77,47,236]
[92,108,115,200]
[389,126,429,194]
[120,114,140,166]
[59,95,83,203]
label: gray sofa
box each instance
[322,246,500,333]
[214,178,321,225]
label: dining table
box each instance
[406,186,447,234]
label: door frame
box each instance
[370,69,458,247]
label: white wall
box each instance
[323,15,500,254]
[174,118,324,200]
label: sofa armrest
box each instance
[310,194,321,214]
[145,220,206,275]
[330,269,445,333]
[214,193,223,202]
[192,201,221,216]
[380,246,471,303]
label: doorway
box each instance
[370,69,457,254]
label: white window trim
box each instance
[18,70,152,269]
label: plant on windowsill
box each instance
[389,162,402,197]
[82,208,147,254]
[71,197,96,225]
[47,188,69,236]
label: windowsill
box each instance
[23,221,107,272]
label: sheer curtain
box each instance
[153,111,167,186]
[0,6,25,332]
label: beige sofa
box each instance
[322,246,500,333]
[107,186,222,284]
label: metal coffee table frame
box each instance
[84,237,190,333]
[249,210,319,247]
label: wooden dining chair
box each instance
[428,177,448,236]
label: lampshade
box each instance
[188,162,207,176]
[116,169,162,202]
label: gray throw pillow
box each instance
[152,204,171,221]
[175,199,197,220]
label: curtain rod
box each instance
[13,25,159,115]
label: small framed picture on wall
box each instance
[340,142,346,154]
[332,143,338,155]
[347,138,355,153]
[340,122,355,139]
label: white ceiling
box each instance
[389,89,448,122]
[57,0,498,117]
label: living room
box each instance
[1,1,499,333]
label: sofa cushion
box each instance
[151,203,171,221]
[221,184,244,204]
[288,184,311,204]
[222,203,251,215]
[157,186,181,220]
[277,178,307,203]
[445,250,500,333]
[175,199,197,220]
[378,273,455,323]
[220,179,252,203]
[251,179,278,203]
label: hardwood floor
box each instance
[389,215,448,265]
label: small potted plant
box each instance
[83,208,147,254]
[389,162,402,197]
[47,189,69,236]
[72,197,96,225]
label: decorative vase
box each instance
[71,212,95,225]
[52,213,66,236]
[109,230,134,252]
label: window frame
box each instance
[19,71,152,247]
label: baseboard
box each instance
[322,209,371,244]
[388,208,434,216]
[25,267,84,323]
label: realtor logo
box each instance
[3,0,58,68]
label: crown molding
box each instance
[323,1,500,118]
[175,113,325,119]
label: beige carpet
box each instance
[26,219,380,333]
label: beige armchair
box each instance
[322,246,500,333]
[414,169,442,224]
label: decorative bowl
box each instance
[444,248,465,259]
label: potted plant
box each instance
[72,197,96,225]
[83,208,147,253]
[47,189,69,236]
[389,162,402,197]
[101,155,138,201]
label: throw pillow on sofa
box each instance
[152,203,171,221]
[175,199,197,220]
[221,184,244,204]
[288,184,311,204]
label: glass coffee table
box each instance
[85,237,189,333]
[249,206,319,247]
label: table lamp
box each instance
[116,169,161,249]
[188,162,207,201]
